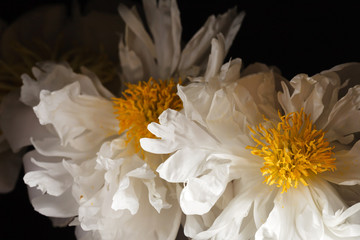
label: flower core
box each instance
[112,77,182,155]
[247,109,336,193]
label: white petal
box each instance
[178,8,244,75]
[158,148,231,215]
[204,35,226,83]
[177,83,213,126]
[118,39,144,84]
[23,151,78,217]
[322,140,360,185]
[256,186,324,240]
[324,85,360,143]
[33,82,118,151]
[140,109,218,154]
[180,168,230,215]
[234,71,279,124]
[23,150,72,196]
[79,176,182,240]
[321,62,360,94]
[118,3,156,58]
[206,88,241,140]
[157,148,212,183]
[20,63,107,107]
[143,177,172,213]
[278,74,322,122]
[31,137,93,159]
[184,212,216,238]
[112,176,140,214]
[27,185,78,218]
[142,0,181,78]
[193,181,260,240]
[310,179,360,239]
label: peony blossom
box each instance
[117,0,245,88]
[141,36,360,238]
[0,2,122,194]
[15,0,245,239]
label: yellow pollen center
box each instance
[247,109,336,193]
[112,77,183,170]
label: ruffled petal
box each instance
[23,150,78,217]
[156,147,232,215]
[322,140,360,185]
[321,62,360,96]
[20,63,108,107]
[33,81,118,151]
[118,38,144,85]
[310,179,360,239]
[140,109,219,154]
[142,0,181,78]
[323,85,360,144]
[23,150,72,196]
[278,73,341,125]
[178,8,244,76]
[117,3,156,58]
[191,177,264,240]
[256,186,324,240]
[203,35,226,83]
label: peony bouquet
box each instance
[1,0,360,240]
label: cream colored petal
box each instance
[20,63,108,107]
[23,150,78,217]
[256,185,324,240]
[23,155,72,197]
[78,173,182,240]
[120,8,158,81]
[233,71,280,125]
[321,140,360,185]
[179,156,231,215]
[156,147,232,215]
[142,0,181,78]
[204,35,226,83]
[321,62,360,96]
[177,83,213,126]
[310,179,360,239]
[31,137,94,160]
[192,179,262,239]
[206,87,252,150]
[178,8,244,76]
[118,3,156,58]
[324,85,360,144]
[141,109,219,154]
[33,82,118,152]
[118,39,144,84]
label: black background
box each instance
[1,0,360,239]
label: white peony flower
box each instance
[141,37,360,238]
[16,0,245,239]
[0,2,123,194]
[117,0,245,88]
[19,63,182,239]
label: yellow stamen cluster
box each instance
[247,109,336,193]
[112,77,182,169]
